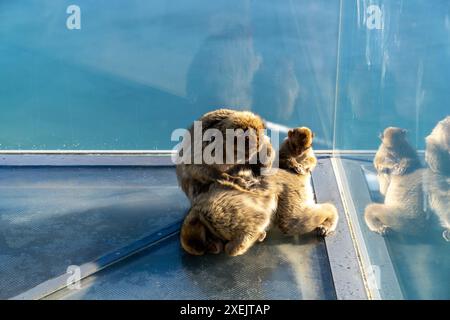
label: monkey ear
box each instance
[401,129,408,135]
[378,132,384,140]
[311,131,315,138]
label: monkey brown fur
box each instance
[273,127,338,236]
[175,108,274,203]
[278,127,317,174]
[373,127,421,196]
[424,116,450,241]
[180,210,224,256]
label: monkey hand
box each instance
[219,172,259,190]
[293,164,308,175]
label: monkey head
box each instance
[287,127,314,156]
[379,127,408,148]
[207,109,271,168]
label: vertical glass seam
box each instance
[332,0,344,152]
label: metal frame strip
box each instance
[11,221,182,300]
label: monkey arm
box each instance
[377,173,391,196]
[219,172,255,187]
[279,158,305,174]
[300,151,317,173]
[391,160,408,175]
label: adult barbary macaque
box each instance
[365,127,428,235]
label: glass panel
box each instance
[334,0,450,299]
[0,0,339,150]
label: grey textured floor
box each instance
[0,166,187,299]
[48,230,335,300]
[0,165,336,300]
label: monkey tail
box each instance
[277,203,338,236]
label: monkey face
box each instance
[220,111,268,165]
[380,127,407,148]
[287,127,314,155]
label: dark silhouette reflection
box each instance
[252,57,299,121]
[364,127,428,236]
[424,116,450,241]
[363,124,450,299]
[186,24,261,110]
[364,120,450,242]
[50,231,335,299]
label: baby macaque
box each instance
[273,127,338,236]
[365,127,427,235]
[176,109,274,203]
[278,127,317,175]
[374,127,421,175]
[424,116,450,241]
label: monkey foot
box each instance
[377,225,391,236]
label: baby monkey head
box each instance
[287,127,314,155]
[379,127,408,148]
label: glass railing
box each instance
[1,0,448,299]
[333,0,450,299]
[0,0,339,150]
